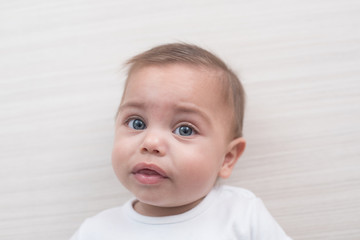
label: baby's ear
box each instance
[218,137,246,179]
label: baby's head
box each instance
[112,43,246,216]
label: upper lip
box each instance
[132,163,168,178]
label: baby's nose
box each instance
[140,131,166,156]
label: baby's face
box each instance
[112,64,238,216]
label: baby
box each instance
[70,43,292,239]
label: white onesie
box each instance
[70,185,292,240]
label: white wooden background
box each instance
[1,0,359,239]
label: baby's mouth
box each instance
[136,168,164,176]
[132,163,168,184]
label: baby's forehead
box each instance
[126,63,232,113]
[132,63,228,95]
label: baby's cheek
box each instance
[111,147,128,183]
[181,157,216,178]
[111,143,126,167]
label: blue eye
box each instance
[128,119,146,130]
[174,125,194,136]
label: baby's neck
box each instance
[133,197,205,217]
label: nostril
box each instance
[141,147,162,155]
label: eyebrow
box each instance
[174,103,212,125]
[118,101,144,111]
[118,101,212,124]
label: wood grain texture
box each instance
[1,0,359,239]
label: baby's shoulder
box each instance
[218,185,258,200]
[214,185,261,213]
[94,206,123,219]
[80,206,124,229]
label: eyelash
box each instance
[124,116,146,128]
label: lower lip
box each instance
[133,173,167,185]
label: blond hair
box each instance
[121,43,245,138]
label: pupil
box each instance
[179,126,192,136]
[133,119,145,129]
